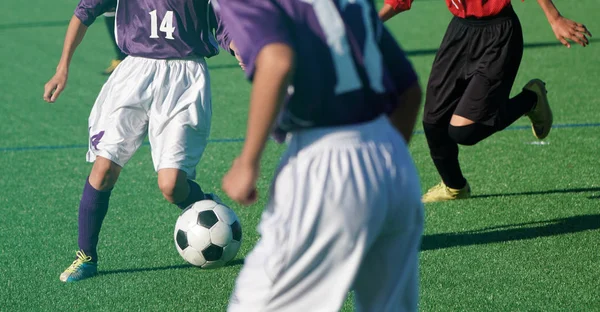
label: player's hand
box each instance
[235,51,246,71]
[43,70,68,103]
[230,41,246,71]
[222,157,259,206]
[550,16,592,48]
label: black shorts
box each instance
[423,5,523,126]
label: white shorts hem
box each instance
[86,150,125,168]
[156,163,196,179]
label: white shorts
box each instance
[229,116,424,312]
[86,56,212,179]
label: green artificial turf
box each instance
[0,0,598,311]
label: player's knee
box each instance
[448,124,480,146]
[448,123,498,146]
[158,179,179,203]
[158,171,188,204]
[89,158,121,190]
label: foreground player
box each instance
[215,0,424,310]
[380,0,592,203]
[43,0,233,282]
[101,8,126,75]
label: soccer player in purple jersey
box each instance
[214,0,424,310]
[43,0,234,282]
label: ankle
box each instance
[445,178,467,190]
[522,89,538,111]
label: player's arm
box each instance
[215,0,294,205]
[535,0,592,47]
[43,16,88,103]
[378,26,422,142]
[230,41,246,70]
[221,44,294,205]
[43,0,116,103]
[379,0,413,22]
[389,82,422,143]
[211,5,234,55]
[211,7,245,70]
[239,44,293,167]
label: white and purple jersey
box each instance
[213,0,417,131]
[75,0,231,59]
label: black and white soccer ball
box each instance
[174,199,242,269]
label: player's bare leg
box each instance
[158,169,190,203]
[158,168,207,209]
[89,156,122,190]
[60,156,121,282]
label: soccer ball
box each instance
[174,199,242,269]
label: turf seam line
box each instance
[1,122,599,153]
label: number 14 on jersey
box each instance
[149,10,176,40]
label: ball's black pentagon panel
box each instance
[176,229,188,250]
[198,210,219,228]
[202,244,224,261]
[231,220,242,242]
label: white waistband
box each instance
[288,115,395,149]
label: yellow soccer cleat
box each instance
[103,59,122,75]
[422,181,471,203]
[59,250,98,282]
[524,79,553,140]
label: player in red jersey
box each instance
[380,0,591,202]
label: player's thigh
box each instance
[353,137,424,312]
[149,109,210,179]
[227,228,284,312]
[227,165,295,312]
[424,18,470,125]
[454,62,521,126]
[354,224,422,312]
[454,18,524,126]
[148,59,211,178]
[87,58,154,167]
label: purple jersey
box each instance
[75,0,232,59]
[213,0,417,131]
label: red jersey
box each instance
[384,0,514,18]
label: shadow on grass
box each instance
[421,214,600,251]
[472,187,600,199]
[100,258,244,276]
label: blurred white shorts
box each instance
[229,116,424,312]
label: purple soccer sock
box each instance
[78,178,112,263]
[176,180,205,209]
